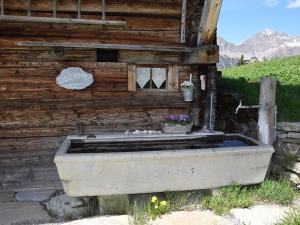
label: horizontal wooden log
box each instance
[0,165,62,191]
[0,49,96,62]
[0,15,127,26]
[119,50,183,64]
[18,41,191,52]
[3,0,181,16]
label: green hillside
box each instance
[221,55,300,121]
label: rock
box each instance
[0,202,50,225]
[277,138,300,144]
[288,132,300,139]
[15,189,57,202]
[278,122,300,132]
[150,210,233,225]
[275,142,300,158]
[284,161,300,174]
[281,171,300,185]
[45,194,89,218]
[230,205,290,225]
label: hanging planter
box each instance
[181,80,194,102]
[161,114,193,134]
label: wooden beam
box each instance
[197,0,223,45]
[119,50,182,64]
[1,0,4,15]
[183,45,219,64]
[181,0,187,44]
[0,15,126,26]
[18,41,192,53]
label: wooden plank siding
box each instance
[0,0,213,191]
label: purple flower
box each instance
[163,114,191,125]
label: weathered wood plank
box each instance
[197,0,223,45]
[18,41,191,52]
[181,0,187,43]
[0,15,126,26]
[3,0,181,16]
[258,77,277,145]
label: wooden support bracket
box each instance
[183,45,219,64]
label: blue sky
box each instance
[218,0,300,44]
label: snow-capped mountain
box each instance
[218,29,300,68]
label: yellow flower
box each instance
[151,196,158,203]
[154,205,158,209]
[160,201,167,206]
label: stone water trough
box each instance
[54,133,274,197]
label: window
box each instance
[97,50,119,62]
[128,65,179,92]
[136,67,167,90]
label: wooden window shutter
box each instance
[128,64,136,91]
[167,65,179,92]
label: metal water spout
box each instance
[235,100,260,114]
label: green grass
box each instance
[201,185,253,215]
[275,210,300,225]
[221,55,300,121]
[129,179,296,221]
[255,179,295,205]
[201,179,296,215]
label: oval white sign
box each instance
[56,67,94,90]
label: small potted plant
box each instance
[181,80,194,102]
[161,114,193,134]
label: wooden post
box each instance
[180,0,187,44]
[1,0,4,15]
[27,0,31,17]
[192,72,201,128]
[102,0,106,21]
[258,77,277,145]
[53,0,57,18]
[77,0,81,19]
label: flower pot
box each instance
[182,88,194,102]
[161,123,193,134]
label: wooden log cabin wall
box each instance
[0,0,222,191]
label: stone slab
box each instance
[288,132,300,139]
[0,192,15,202]
[230,205,290,225]
[150,210,233,225]
[276,142,300,157]
[277,132,288,139]
[15,189,57,202]
[278,122,300,132]
[62,215,130,225]
[277,138,300,144]
[0,202,50,225]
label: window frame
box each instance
[128,64,179,92]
